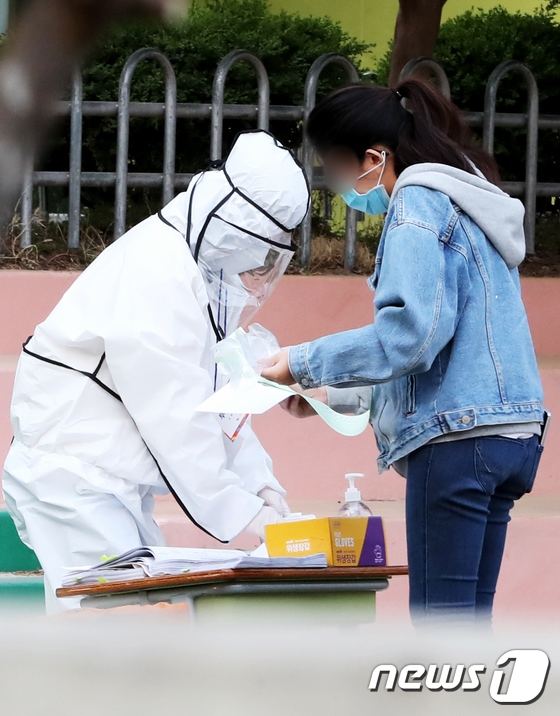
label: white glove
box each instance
[258,487,290,518]
[244,506,282,542]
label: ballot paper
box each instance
[197,377,371,437]
[62,546,328,587]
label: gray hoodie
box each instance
[389,162,526,269]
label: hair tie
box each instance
[392,88,403,101]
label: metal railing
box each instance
[300,53,360,270]
[115,49,177,240]
[399,57,451,99]
[400,57,559,255]
[18,50,560,268]
[210,49,270,161]
[482,61,539,253]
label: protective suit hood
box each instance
[161,130,310,336]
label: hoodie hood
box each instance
[389,163,526,269]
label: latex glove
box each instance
[281,386,328,419]
[244,506,282,541]
[258,487,290,517]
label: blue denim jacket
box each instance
[289,184,544,472]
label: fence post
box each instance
[301,54,360,271]
[115,48,177,240]
[68,70,83,250]
[398,57,451,99]
[210,50,270,161]
[19,157,34,249]
[483,61,539,254]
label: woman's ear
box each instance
[360,149,382,172]
[366,148,389,167]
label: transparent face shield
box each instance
[193,203,296,340]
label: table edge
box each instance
[57,565,409,598]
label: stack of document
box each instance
[62,546,328,587]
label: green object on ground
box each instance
[0,509,41,571]
[0,575,45,615]
[0,510,45,614]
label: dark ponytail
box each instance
[305,79,500,186]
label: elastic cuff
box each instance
[254,480,287,498]
[288,343,317,389]
[326,386,372,415]
[326,386,347,412]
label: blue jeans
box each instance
[406,434,543,625]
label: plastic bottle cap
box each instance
[344,473,365,502]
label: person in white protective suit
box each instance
[2,130,310,613]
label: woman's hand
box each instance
[260,350,328,417]
[260,349,294,386]
[281,386,328,419]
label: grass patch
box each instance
[1,210,559,277]
[287,236,376,275]
[0,214,109,271]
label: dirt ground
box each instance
[518,248,560,277]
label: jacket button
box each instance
[301,378,309,387]
[461,415,472,425]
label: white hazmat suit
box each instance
[2,130,310,612]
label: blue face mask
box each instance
[340,151,390,216]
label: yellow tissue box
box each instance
[265,516,386,567]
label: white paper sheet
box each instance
[196,377,371,437]
[197,380,289,414]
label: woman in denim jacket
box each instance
[262,79,547,626]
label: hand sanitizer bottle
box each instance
[338,473,372,517]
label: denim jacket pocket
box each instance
[373,397,391,446]
[406,375,417,416]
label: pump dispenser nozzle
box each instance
[339,473,372,517]
[344,473,364,502]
